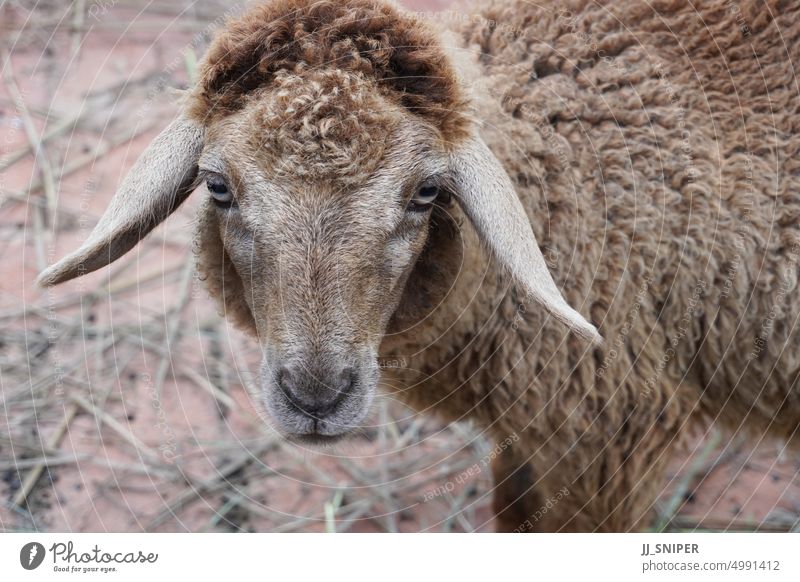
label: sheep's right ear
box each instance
[37,114,204,286]
[449,132,602,344]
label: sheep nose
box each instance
[277,364,354,416]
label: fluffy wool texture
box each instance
[249,68,399,183]
[187,0,468,140]
[188,0,800,531]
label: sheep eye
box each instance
[408,184,440,212]
[206,173,233,208]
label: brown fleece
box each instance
[187,0,468,141]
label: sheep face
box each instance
[195,85,455,441]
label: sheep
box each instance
[37,0,800,532]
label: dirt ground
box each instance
[1,0,798,533]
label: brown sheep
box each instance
[38,0,800,531]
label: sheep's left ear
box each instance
[37,114,204,286]
[449,132,602,344]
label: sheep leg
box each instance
[490,435,672,532]
[490,448,544,532]
[528,440,676,532]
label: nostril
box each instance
[276,366,295,392]
[334,367,355,393]
[277,366,303,407]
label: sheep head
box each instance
[38,0,600,442]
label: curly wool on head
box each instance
[248,68,399,184]
[187,0,469,142]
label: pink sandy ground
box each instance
[0,0,797,532]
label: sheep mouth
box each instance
[269,407,372,443]
[262,379,375,442]
[285,432,349,447]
